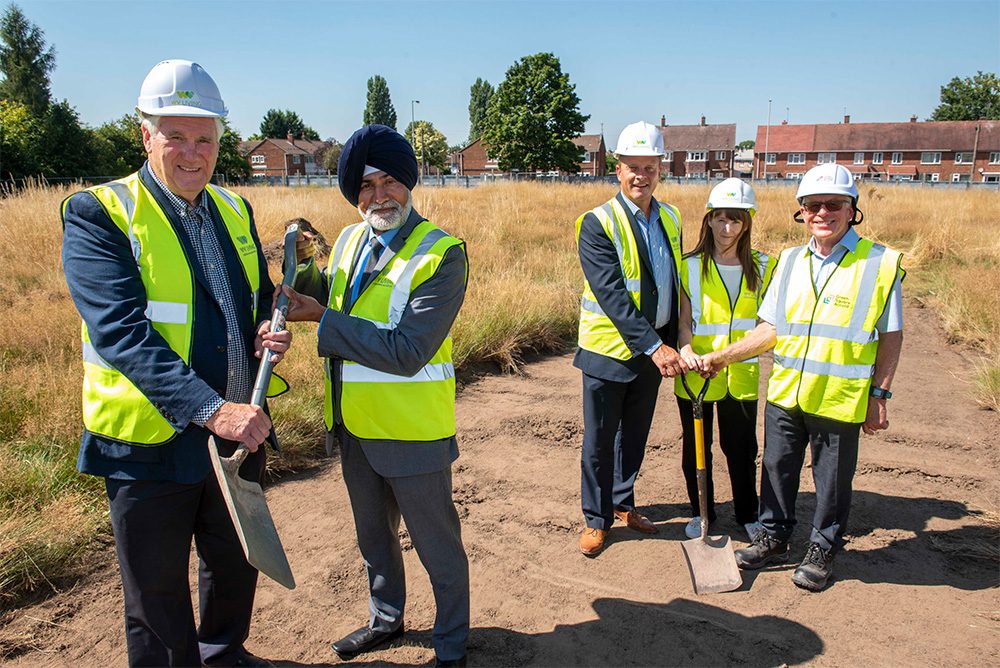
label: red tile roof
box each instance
[572,134,605,151]
[658,123,736,151]
[755,120,1000,152]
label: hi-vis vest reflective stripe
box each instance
[674,251,775,402]
[62,172,269,445]
[323,220,465,441]
[576,198,682,360]
[767,239,904,423]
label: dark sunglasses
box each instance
[801,200,850,213]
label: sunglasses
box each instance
[801,200,850,214]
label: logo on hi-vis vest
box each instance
[822,294,852,308]
[235,235,255,256]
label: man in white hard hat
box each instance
[575,121,686,556]
[61,60,289,666]
[700,163,904,591]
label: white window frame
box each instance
[687,151,707,161]
[854,152,865,165]
[715,151,727,160]
[891,152,903,165]
[921,152,941,165]
[766,153,776,164]
[818,152,836,164]
[872,152,883,165]
[786,173,803,180]
[787,153,805,164]
[251,155,265,164]
[951,173,962,182]
[293,154,301,164]
[989,152,1000,164]
[664,151,673,161]
[954,152,972,164]
[305,155,315,164]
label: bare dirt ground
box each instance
[4,301,999,667]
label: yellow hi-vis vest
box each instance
[323,220,466,441]
[576,197,682,360]
[767,239,904,423]
[675,251,775,402]
[62,172,279,446]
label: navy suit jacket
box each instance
[573,192,680,383]
[292,207,467,478]
[62,164,274,483]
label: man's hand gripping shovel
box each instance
[208,224,300,590]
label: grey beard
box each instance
[363,194,412,231]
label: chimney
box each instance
[700,115,706,126]
[781,120,788,125]
[910,115,917,123]
[287,131,294,141]
[844,114,850,124]
[661,115,666,127]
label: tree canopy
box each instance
[259,108,320,140]
[215,118,251,182]
[404,120,448,169]
[736,139,755,151]
[930,71,1000,121]
[481,52,589,172]
[0,3,55,116]
[467,77,493,144]
[363,75,397,129]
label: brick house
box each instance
[457,135,606,176]
[734,148,754,177]
[753,117,1000,183]
[239,134,329,181]
[658,116,736,178]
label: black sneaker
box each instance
[734,529,789,570]
[792,541,834,591]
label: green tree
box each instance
[0,98,41,178]
[404,120,448,169]
[321,137,342,173]
[259,108,319,140]
[93,113,144,177]
[37,100,94,177]
[467,77,493,144]
[930,71,1000,121]
[363,75,397,129]
[736,139,755,151]
[481,52,589,172]
[0,3,55,117]
[604,152,618,173]
[215,118,251,182]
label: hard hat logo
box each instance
[176,91,195,99]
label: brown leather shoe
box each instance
[580,528,607,556]
[614,509,658,534]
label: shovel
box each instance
[208,223,300,591]
[678,374,743,594]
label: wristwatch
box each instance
[869,386,892,399]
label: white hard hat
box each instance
[796,164,858,201]
[615,121,665,156]
[136,60,227,118]
[707,178,757,217]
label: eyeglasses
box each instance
[801,200,850,214]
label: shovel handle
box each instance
[679,374,710,420]
[250,224,299,407]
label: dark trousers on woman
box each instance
[676,395,759,525]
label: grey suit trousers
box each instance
[337,428,469,661]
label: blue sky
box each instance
[14,0,1000,146]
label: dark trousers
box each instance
[106,456,262,667]
[676,395,759,525]
[580,365,662,530]
[760,402,861,553]
[339,430,469,661]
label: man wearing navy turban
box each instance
[280,125,470,667]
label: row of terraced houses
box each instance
[239,119,1000,184]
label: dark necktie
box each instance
[361,236,383,288]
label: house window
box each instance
[924,173,939,182]
[954,152,972,164]
[251,155,265,164]
[786,173,803,180]
[715,151,726,160]
[293,155,301,164]
[872,152,883,164]
[787,153,805,164]
[989,152,1000,164]
[891,152,903,165]
[818,153,836,164]
[854,152,865,165]
[305,155,314,164]
[665,151,673,161]
[921,152,941,164]
[687,151,706,161]
[766,154,776,164]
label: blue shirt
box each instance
[619,196,675,354]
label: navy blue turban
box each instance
[338,124,418,207]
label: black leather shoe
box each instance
[734,530,789,570]
[792,541,835,591]
[331,623,404,659]
[205,649,273,667]
[436,654,468,667]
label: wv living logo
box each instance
[822,294,852,308]
[171,91,203,107]
[236,234,256,256]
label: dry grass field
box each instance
[1,179,997,614]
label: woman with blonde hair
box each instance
[676,178,775,541]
